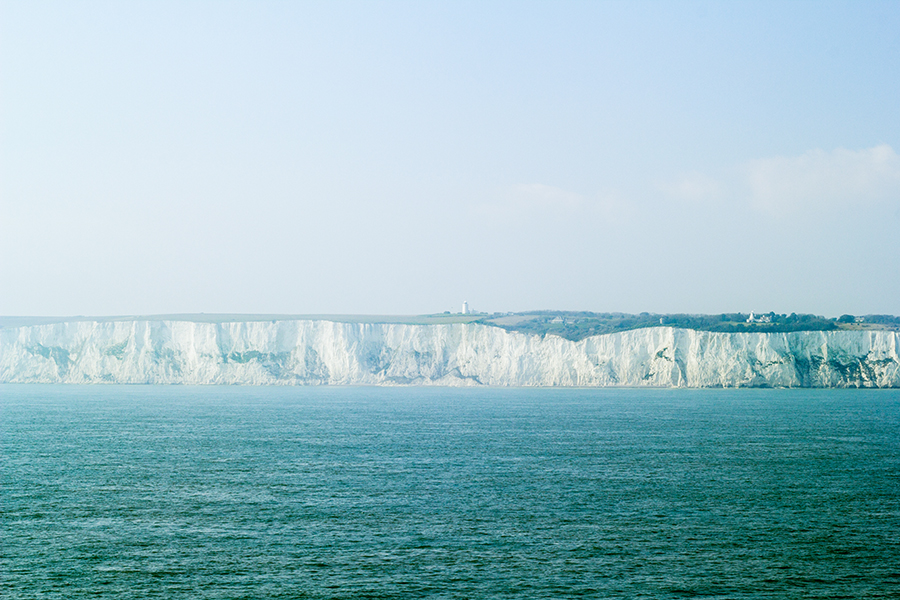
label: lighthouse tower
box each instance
[461,301,469,315]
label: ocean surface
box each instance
[2,386,899,599]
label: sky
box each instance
[2,0,899,317]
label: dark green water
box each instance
[2,386,899,598]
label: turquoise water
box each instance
[2,386,899,598]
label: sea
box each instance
[2,385,899,599]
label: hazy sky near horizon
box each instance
[2,1,899,317]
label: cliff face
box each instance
[0,320,898,387]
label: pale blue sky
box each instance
[2,1,899,316]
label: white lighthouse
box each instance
[461,301,469,315]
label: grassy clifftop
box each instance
[477,311,900,342]
[2,312,897,342]
[0,313,483,329]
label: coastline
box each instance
[1,319,898,388]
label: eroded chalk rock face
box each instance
[0,320,897,387]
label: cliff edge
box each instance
[1,320,897,387]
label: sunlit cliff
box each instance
[1,320,898,387]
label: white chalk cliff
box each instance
[1,320,898,387]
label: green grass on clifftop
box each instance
[0,314,483,329]
[1,312,897,342]
[476,311,900,342]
